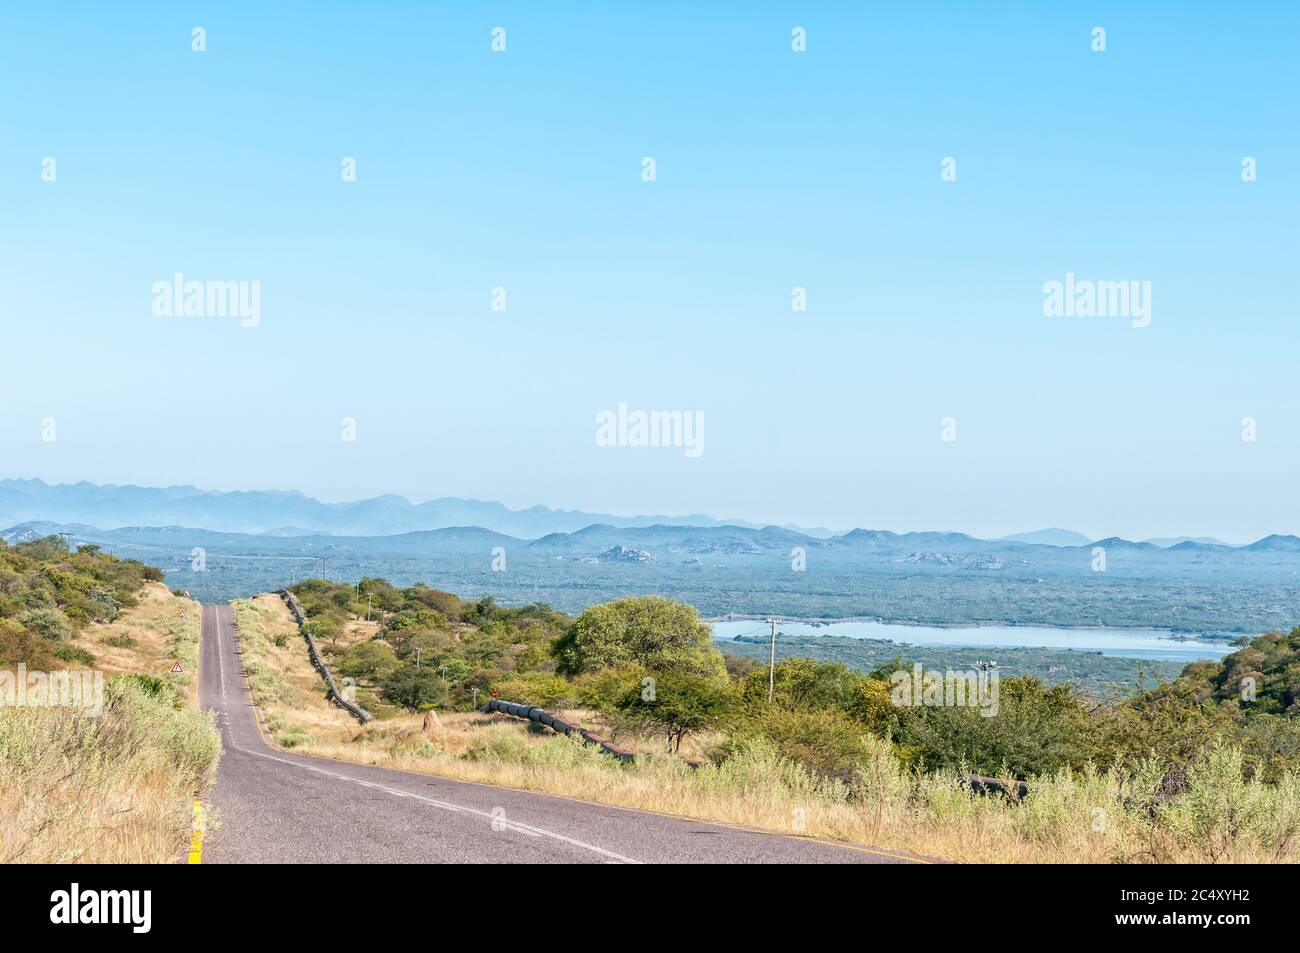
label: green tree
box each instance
[592,666,736,752]
[336,640,399,682]
[381,664,449,710]
[553,596,726,679]
[893,675,1099,777]
[740,658,870,712]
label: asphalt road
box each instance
[199,603,928,864]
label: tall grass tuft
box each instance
[297,710,1300,863]
[0,677,220,863]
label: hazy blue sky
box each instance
[2,3,1296,542]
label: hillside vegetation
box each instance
[231,593,369,749]
[0,536,219,862]
[275,577,1300,862]
[1,536,161,667]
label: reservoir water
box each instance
[711,619,1236,661]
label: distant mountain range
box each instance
[1000,528,1093,547]
[999,528,1231,548]
[0,478,837,540]
[0,478,1258,549]
[4,516,1297,562]
[4,516,1299,633]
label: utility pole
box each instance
[366,592,373,621]
[973,659,998,702]
[767,616,779,703]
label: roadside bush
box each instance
[116,673,181,708]
[893,675,1100,777]
[731,707,878,782]
[490,671,577,709]
[461,725,601,770]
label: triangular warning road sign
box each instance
[171,661,184,674]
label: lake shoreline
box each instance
[703,613,1247,643]
[708,616,1240,662]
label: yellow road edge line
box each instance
[187,800,205,864]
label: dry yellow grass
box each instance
[232,594,360,747]
[232,596,1300,864]
[343,616,380,647]
[82,582,202,705]
[1,584,219,864]
[291,719,1300,863]
[0,679,219,864]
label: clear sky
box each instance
[1,3,1296,542]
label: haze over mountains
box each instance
[5,480,1298,633]
[5,512,1299,634]
[0,479,1249,548]
[0,478,837,539]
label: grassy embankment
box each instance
[89,582,202,704]
[233,593,1300,863]
[232,593,377,747]
[0,580,219,863]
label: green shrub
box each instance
[337,640,399,682]
[115,673,181,708]
[490,671,577,709]
[731,707,879,782]
[51,643,96,665]
[893,675,1100,777]
[16,608,72,642]
[276,725,312,749]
